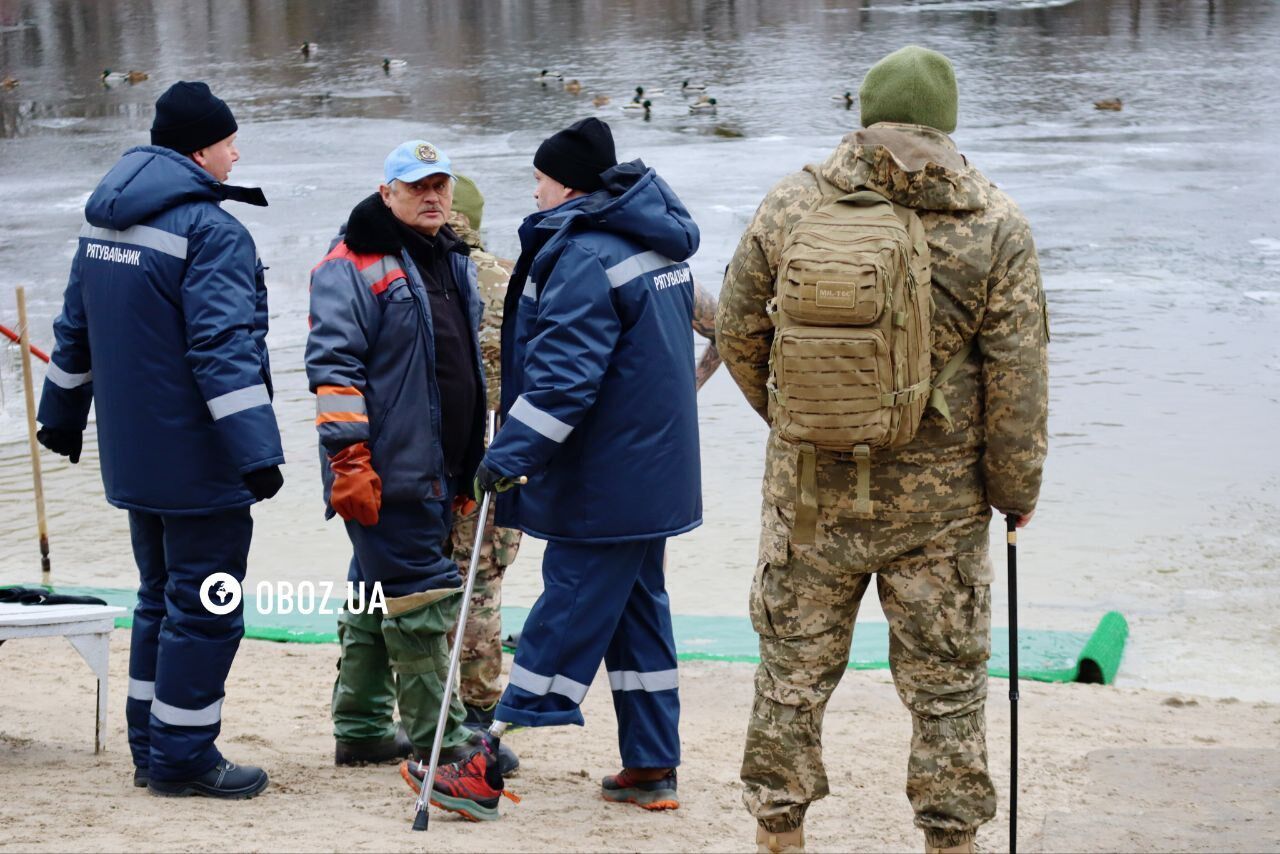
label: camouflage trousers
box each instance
[446,502,523,708]
[741,501,996,849]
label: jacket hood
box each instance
[342,192,467,257]
[818,123,989,213]
[85,146,224,229]
[540,159,699,262]
[85,145,268,229]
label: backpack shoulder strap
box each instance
[928,340,973,430]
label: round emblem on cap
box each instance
[415,143,439,163]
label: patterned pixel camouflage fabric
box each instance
[449,500,521,706]
[447,210,523,706]
[715,122,1048,521]
[692,279,723,390]
[718,123,1047,847]
[742,503,996,848]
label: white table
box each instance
[0,602,127,753]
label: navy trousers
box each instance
[497,537,680,768]
[344,494,460,597]
[125,508,253,781]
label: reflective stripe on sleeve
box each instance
[604,250,677,289]
[509,395,572,443]
[522,278,537,299]
[315,394,366,415]
[80,223,188,260]
[150,696,223,727]
[508,662,589,704]
[358,256,406,295]
[127,678,155,702]
[315,385,368,424]
[46,362,93,389]
[206,383,270,421]
[607,668,679,693]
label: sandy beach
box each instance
[1,632,1276,853]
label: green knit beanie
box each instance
[858,45,958,133]
[452,174,484,232]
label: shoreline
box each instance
[1,632,1276,852]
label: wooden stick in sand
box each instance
[16,286,52,583]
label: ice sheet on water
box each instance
[1249,237,1280,257]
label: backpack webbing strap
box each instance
[880,378,930,408]
[928,340,973,431]
[793,443,819,545]
[853,444,872,516]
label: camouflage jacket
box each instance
[451,215,512,411]
[716,123,1048,521]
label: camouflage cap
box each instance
[452,174,484,233]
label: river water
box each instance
[1,0,1277,700]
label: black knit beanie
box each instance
[533,117,617,192]
[150,81,238,155]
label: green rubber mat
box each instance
[3,584,1128,685]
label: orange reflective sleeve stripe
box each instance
[316,411,369,425]
[315,386,368,424]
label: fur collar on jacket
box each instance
[343,192,469,257]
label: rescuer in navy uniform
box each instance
[402,118,702,821]
[37,81,284,799]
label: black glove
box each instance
[473,461,516,497]
[243,465,284,501]
[36,426,82,464]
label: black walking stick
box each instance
[1006,514,1019,854]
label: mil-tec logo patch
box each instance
[415,143,439,163]
[814,282,857,308]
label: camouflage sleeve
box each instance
[695,343,722,391]
[978,206,1049,517]
[692,279,717,340]
[692,279,722,390]
[716,172,817,421]
[473,250,510,411]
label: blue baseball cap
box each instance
[383,140,454,185]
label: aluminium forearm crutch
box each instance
[411,412,520,831]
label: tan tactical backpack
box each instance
[766,166,950,534]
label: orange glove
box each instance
[329,442,382,526]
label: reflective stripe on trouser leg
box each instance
[126,511,166,771]
[331,607,396,743]
[147,508,253,783]
[496,538,663,729]
[604,537,681,768]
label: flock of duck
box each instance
[0,48,1126,116]
[532,69,717,118]
[830,89,1124,112]
[0,69,148,89]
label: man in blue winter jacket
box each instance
[401,117,702,822]
[306,141,519,776]
[36,81,284,799]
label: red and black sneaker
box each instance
[601,768,679,810]
[399,735,520,822]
